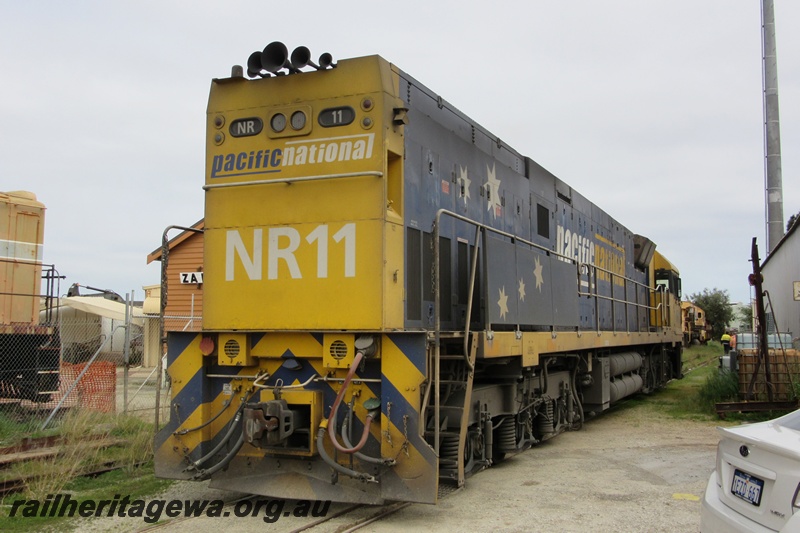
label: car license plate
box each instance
[731,469,764,506]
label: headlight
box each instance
[270,113,287,133]
[290,110,306,130]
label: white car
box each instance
[701,408,800,532]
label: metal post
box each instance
[433,215,441,455]
[189,293,195,330]
[155,225,204,434]
[123,291,131,414]
[622,280,628,330]
[611,273,617,335]
[593,267,599,334]
[749,238,774,402]
[762,0,785,252]
[462,225,480,371]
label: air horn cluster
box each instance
[247,42,335,78]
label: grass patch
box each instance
[621,344,789,425]
[634,369,718,423]
[626,344,723,422]
[4,410,155,500]
[697,369,740,411]
[682,342,723,372]
[0,409,172,531]
[0,463,172,532]
[0,415,32,446]
[0,411,59,448]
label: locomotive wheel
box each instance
[463,429,476,475]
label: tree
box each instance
[788,210,800,232]
[738,305,754,332]
[689,288,734,341]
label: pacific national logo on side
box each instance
[555,224,625,286]
[211,133,375,179]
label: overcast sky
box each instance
[3,1,799,305]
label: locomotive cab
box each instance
[651,252,682,330]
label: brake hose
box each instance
[316,428,377,483]
[327,351,374,454]
[341,416,395,466]
[192,431,245,480]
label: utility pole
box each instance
[762,0,785,253]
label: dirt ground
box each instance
[72,405,722,533]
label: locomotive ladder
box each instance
[429,210,484,487]
[424,332,479,487]
[453,334,478,486]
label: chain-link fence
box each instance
[0,298,175,445]
[161,314,202,334]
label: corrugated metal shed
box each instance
[761,221,800,339]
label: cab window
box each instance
[655,269,681,298]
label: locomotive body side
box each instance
[154,49,682,504]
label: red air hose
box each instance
[327,351,374,453]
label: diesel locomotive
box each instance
[154,42,683,504]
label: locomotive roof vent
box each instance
[245,42,335,79]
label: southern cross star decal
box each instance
[485,163,502,219]
[497,286,509,319]
[518,278,526,302]
[534,256,544,291]
[459,165,471,204]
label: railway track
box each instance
[288,501,413,533]
[0,435,63,457]
[0,434,429,531]
[0,434,127,497]
[0,459,143,498]
[136,496,414,532]
[137,487,458,532]
[0,434,122,462]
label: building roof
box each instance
[60,296,144,325]
[762,216,800,270]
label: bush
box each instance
[697,368,739,411]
